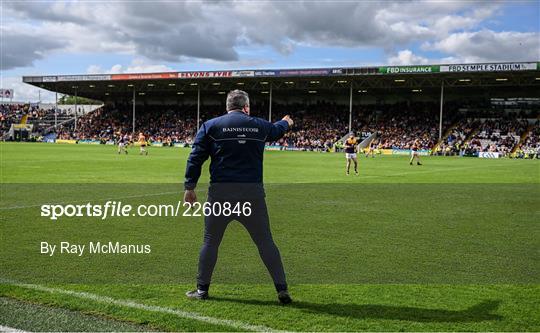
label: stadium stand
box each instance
[360,102,443,150]
[514,120,540,158]
[466,118,529,156]
[270,102,348,151]
[3,100,538,158]
[1,103,73,138]
[434,118,480,156]
[53,102,440,151]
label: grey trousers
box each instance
[196,198,287,292]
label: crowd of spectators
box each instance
[64,101,440,151]
[1,104,26,134]
[57,102,346,150]
[435,118,479,156]
[358,102,443,150]
[514,121,540,158]
[270,102,348,151]
[5,101,539,158]
[0,103,66,136]
[57,105,199,144]
[0,103,74,136]
[466,118,528,156]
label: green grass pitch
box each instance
[0,142,539,331]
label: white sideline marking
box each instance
[3,281,281,332]
[0,325,30,333]
[0,191,179,211]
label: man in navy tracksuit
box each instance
[184,89,294,304]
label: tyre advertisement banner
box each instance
[178,71,233,79]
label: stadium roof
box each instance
[23,61,540,102]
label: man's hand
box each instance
[184,189,197,204]
[282,115,294,127]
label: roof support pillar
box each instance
[55,91,58,128]
[132,88,136,134]
[197,86,201,131]
[439,80,444,140]
[269,83,273,122]
[348,81,353,133]
[74,89,78,131]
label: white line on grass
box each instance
[0,325,28,333]
[2,281,281,332]
[0,325,30,333]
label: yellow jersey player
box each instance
[344,133,359,175]
[138,132,148,155]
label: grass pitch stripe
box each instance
[4,281,282,332]
[0,325,30,333]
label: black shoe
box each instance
[186,290,208,300]
[417,162,422,166]
[409,162,413,165]
[277,290,292,304]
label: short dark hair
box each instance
[226,89,249,111]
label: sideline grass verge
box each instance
[1,283,539,331]
[0,296,154,332]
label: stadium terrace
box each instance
[9,60,540,158]
[23,61,540,128]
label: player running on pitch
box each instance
[409,139,422,165]
[344,133,359,175]
[117,132,129,154]
[138,132,148,155]
[365,139,377,158]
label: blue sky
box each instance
[1,1,539,101]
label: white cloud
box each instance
[4,1,530,71]
[2,1,537,76]
[85,65,102,75]
[0,26,64,70]
[388,50,429,65]
[86,59,174,74]
[426,30,540,62]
